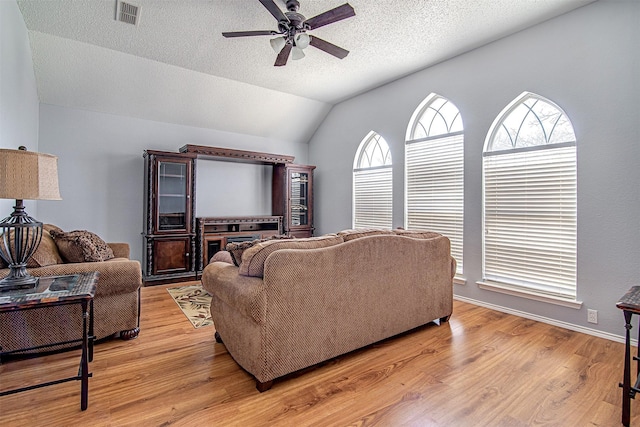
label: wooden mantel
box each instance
[179,144,294,165]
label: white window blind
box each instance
[353,167,393,229]
[406,133,464,272]
[482,92,577,301]
[353,132,393,229]
[483,145,577,299]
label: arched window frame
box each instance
[352,131,392,229]
[481,92,578,305]
[405,94,464,275]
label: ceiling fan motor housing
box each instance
[286,0,300,12]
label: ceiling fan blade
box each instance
[304,3,355,30]
[222,30,277,38]
[259,0,288,23]
[309,36,349,59]
[274,43,293,67]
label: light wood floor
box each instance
[0,282,636,426]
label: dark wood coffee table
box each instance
[0,272,98,410]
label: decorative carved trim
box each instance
[179,145,294,164]
[197,216,282,225]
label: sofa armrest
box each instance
[108,243,130,259]
[19,259,142,297]
[202,262,266,324]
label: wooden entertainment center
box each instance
[142,144,315,285]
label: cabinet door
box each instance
[153,237,191,275]
[289,170,311,228]
[154,158,192,233]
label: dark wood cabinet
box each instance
[143,145,315,284]
[196,216,282,274]
[152,236,192,275]
[273,164,315,238]
[143,150,196,284]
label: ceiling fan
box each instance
[222,0,355,67]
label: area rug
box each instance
[167,284,213,328]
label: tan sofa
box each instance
[0,229,142,355]
[202,229,456,391]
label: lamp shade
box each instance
[270,37,286,53]
[295,33,310,49]
[292,46,305,60]
[0,149,61,201]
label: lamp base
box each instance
[0,267,39,292]
[0,199,43,292]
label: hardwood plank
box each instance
[0,283,636,426]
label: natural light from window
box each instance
[353,132,392,229]
[406,94,464,275]
[482,92,577,304]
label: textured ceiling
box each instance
[16,0,594,143]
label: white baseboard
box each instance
[453,294,636,347]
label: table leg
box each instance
[623,310,633,427]
[81,299,89,411]
[89,299,94,363]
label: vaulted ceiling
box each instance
[17,0,594,143]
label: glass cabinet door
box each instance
[157,160,189,231]
[290,171,309,226]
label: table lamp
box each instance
[0,146,61,291]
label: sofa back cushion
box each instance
[393,229,442,239]
[239,234,344,277]
[337,228,394,241]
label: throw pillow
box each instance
[50,230,115,263]
[239,234,344,277]
[226,239,262,267]
[29,229,64,267]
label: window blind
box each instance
[406,133,464,272]
[483,145,577,299]
[353,167,392,229]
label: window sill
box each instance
[477,280,582,309]
[453,275,467,286]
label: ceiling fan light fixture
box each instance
[269,36,286,53]
[292,46,305,60]
[295,32,310,49]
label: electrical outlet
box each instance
[587,309,598,324]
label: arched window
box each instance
[405,94,464,274]
[353,132,392,229]
[482,92,577,301]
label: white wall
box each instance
[309,0,640,338]
[0,0,39,216]
[37,104,309,264]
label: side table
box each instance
[0,272,98,411]
[617,285,640,427]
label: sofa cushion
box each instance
[239,234,344,277]
[337,228,394,241]
[393,229,442,239]
[226,235,295,266]
[50,230,115,263]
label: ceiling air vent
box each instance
[116,1,140,26]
